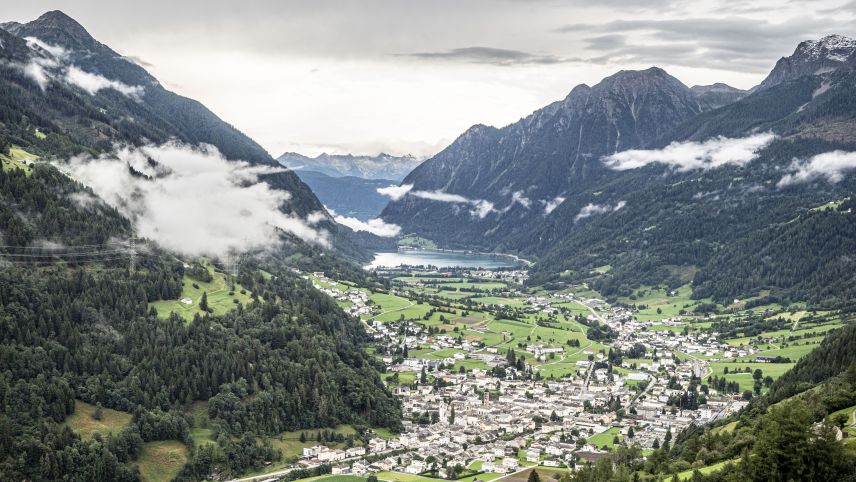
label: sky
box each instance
[3,0,855,159]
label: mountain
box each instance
[279,151,422,181]
[382,67,715,248]
[756,34,856,91]
[293,169,399,221]
[0,11,376,260]
[382,37,856,306]
[0,11,400,480]
[690,83,747,109]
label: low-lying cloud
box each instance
[777,151,856,187]
[17,36,144,98]
[542,196,566,215]
[64,65,144,98]
[574,201,626,223]
[380,184,574,219]
[377,183,413,201]
[332,213,402,237]
[56,141,328,258]
[409,189,496,218]
[603,133,777,172]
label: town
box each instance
[294,266,770,481]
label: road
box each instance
[630,375,657,405]
[228,448,402,482]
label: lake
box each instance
[366,249,523,269]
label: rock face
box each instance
[278,152,422,181]
[381,67,708,248]
[691,83,748,109]
[755,35,856,91]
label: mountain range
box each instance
[278,151,422,181]
[381,34,856,306]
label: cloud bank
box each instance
[574,201,626,223]
[57,141,328,258]
[603,133,777,172]
[377,183,413,201]
[542,196,566,215]
[64,66,145,98]
[778,151,856,187]
[18,36,144,98]
[333,214,402,237]
[404,46,568,66]
[409,189,496,218]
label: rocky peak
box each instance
[691,83,748,110]
[755,34,856,91]
[28,11,93,41]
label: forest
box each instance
[0,163,401,480]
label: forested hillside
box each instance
[380,35,856,308]
[0,160,401,480]
[0,10,400,480]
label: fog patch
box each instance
[332,212,402,237]
[409,189,496,218]
[542,196,566,215]
[778,151,856,187]
[574,201,625,223]
[603,133,776,171]
[55,141,328,257]
[16,36,144,98]
[377,183,413,201]
[65,66,144,99]
[510,191,531,209]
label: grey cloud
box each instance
[556,16,853,72]
[403,46,568,66]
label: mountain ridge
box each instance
[278,151,422,181]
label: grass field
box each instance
[1,146,37,174]
[377,472,439,482]
[188,401,216,446]
[587,427,622,449]
[676,458,739,480]
[136,440,188,482]
[709,362,794,392]
[64,400,132,440]
[271,424,357,458]
[615,284,716,321]
[149,262,254,321]
[496,467,569,482]
[711,421,738,435]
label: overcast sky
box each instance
[3,1,855,158]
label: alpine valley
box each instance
[2,7,856,482]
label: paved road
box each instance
[229,449,402,482]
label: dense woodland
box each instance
[0,163,401,480]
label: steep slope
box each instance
[755,34,856,91]
[294,169,399,221]
[2,11,272,165]
[384,36,856,306]
[527,52,856,304]
[0,11,400,481]
[279,151,422,181]
[690,83,747,109]
[0,11,372,259]
[382,67,710,249]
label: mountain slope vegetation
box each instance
[381,36,856,307]
[0,11,399,480]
